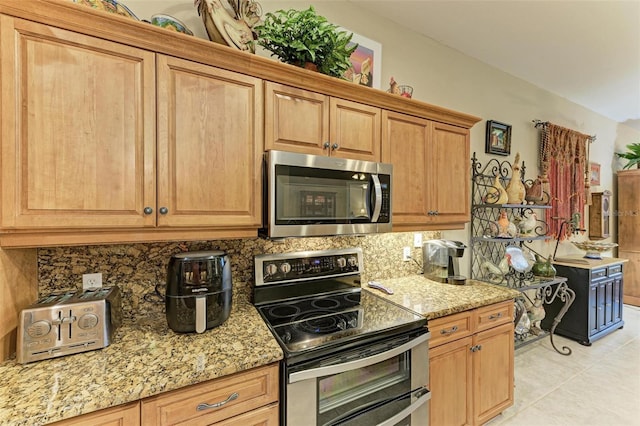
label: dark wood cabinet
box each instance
[542,259,625,345]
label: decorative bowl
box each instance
[571,241,618,259]
[72,0,139,20]
[150,14,194,36]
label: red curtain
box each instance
[539,123,591,240]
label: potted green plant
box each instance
[616,142,640,169]
[254,6,357,78]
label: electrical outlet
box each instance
[413,233,423,248]
[82,273,103,290]
[402,246,411,261]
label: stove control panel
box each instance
[255,248,363,285]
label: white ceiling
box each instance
[349,0,640,131]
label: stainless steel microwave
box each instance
[262,150,393,238]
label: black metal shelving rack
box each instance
[469,153,574,355]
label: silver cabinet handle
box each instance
[331,143,339,150]
[323,141,330,149]
[159,207,168,215]
[440,325,458,335]
[143,207,153,215]
[489,312,503,320]
[196,392,238,411]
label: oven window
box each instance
[317,352,411,425]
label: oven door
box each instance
[286,330,430,426]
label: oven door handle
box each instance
[289,332,430,383]
[322,386,430,426]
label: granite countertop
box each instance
[553,256,628,270]
[0,302,283,426]
[368,276,520,320]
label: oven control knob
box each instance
[348,257,358,267]
[280,262,292,274]
[265,263,278,276]
[337,257,347,268]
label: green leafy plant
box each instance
[616,142,640,169]
[254,6,357,78]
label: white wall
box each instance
[124,0,640,268]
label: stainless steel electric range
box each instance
[254,248,431,426]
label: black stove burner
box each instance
[311,298,340,310]
[267,304,301,319]
[293,310,354,334]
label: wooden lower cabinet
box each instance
[49,364,278,426]
[142,364,278,426]
[620,250,640,306]
[49,401,140,426]
[428,301,514,426]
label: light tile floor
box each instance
[487,304,640,426]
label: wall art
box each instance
[342,31,382,90]
[485,120,512,156]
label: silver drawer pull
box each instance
[196,392,239,411]
[440,325,458,335]
[489,312,503,320]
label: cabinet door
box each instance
[603,279,614,327]
[381,111,431,227]
[0,16,156,230]
[429,336,473,426]
[617,170,640,249]
[329,98,381,161]
[620,250,640,306]
[472,322,514,425]
[157,55,263,228]
[429,122,470,225]
[49,402,140,426]
[264,82,329,156]
[588,283,598,335]
[612,274,623,323]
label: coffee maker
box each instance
[422,240,467,284]
[166,251,232,333]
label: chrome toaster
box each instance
[17,286,122,363]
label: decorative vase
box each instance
[532,255,556,278]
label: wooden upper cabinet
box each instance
[0,16,156,230]
[264,82,381,161]
[382,111,470,230]
[156,55,263,228]
[429,122,470,225]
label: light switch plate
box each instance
[413,233,423,248]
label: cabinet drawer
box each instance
[142,363,278,426]
[474,301,514,333]
[429,310,473,348]
[608,264,622,276]
[591,268,607,280]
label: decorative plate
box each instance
[150,14,194,36]
[505,245,533,273]
[71,0,139,20]
[572,241,618,259]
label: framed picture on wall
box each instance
[590,162,601,185]
[341,30,382,90]
[485,120,512,156]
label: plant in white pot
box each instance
[254,6,357,78]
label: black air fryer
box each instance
[166,251,232,333]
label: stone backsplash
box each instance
[38,231,439,322]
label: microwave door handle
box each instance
[370,174,382,222]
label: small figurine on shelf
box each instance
[479,254,511,284]
[388,77,413,98]
[517,212,538,236]
[524,178,544,204]
[484,174,508,204]
[524,292,546,336]
[506,152,526,204]
[489,210,517,238]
